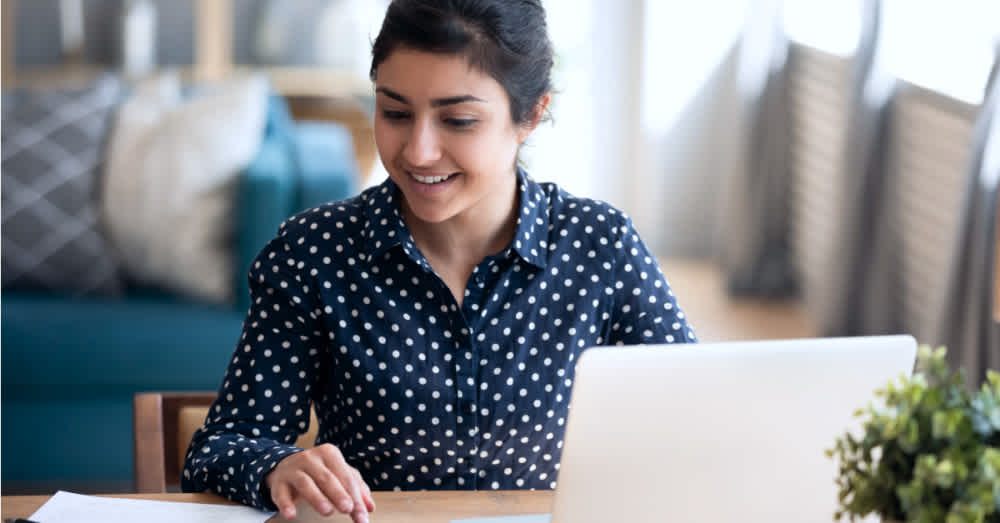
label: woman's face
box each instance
[373,48,533,225]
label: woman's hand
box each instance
[265,443,376,522]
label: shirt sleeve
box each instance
[181,233,330,510]
[606,215,697,345]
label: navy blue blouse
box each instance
[182,170,696,509]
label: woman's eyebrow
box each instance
[430,95,486,107]
[376,87,485,107]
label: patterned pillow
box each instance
[1,75,125,295]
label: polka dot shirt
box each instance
[182,169,696,509]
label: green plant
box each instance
[828,346,1000,523]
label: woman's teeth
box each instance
[411,172,455,184]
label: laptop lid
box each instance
[550,335,917,523]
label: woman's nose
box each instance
[402,118,442,167]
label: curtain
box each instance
[720,0,797,297]
[832,0,901,336]
[933,54,1000,385]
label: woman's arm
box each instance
[605,215,698,345]
[181,233,325,508]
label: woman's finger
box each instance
[315,445,369,521]
[337,467,367,521]
[269,481,297,520]
[290,470,338,516]
[303,455,355,514]
[348,478,369,523]
[355,468,376,513]
[315,445,364,511]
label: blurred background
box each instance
[1,0,998,495]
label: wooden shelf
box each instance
[243,66,371,99]
[2,0,372,100]
[3,1,377,186]
[6,65,371,100]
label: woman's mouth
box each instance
[410,171,459,184]
[405,170,462,197]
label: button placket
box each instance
[454,284,481,489]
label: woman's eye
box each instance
[382,110,410,120]
[445,118,478,129]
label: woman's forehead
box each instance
[374,48,506,104]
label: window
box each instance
[783,0,863,57]
[642,0,748,134]
[519,0,597,196]
[880,0,999,104]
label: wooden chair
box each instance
[133,392,319,493]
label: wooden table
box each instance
[2,491,553,522]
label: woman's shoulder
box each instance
[276,183,388,241]
[267,182,395,264]
[530,177,633,236]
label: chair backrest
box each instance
[133,391,319,493]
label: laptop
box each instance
[547,335,916,523]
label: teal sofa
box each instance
[0,95,359,493]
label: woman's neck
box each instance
[403,171,520,267]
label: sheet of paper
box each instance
[30,490,274,523]
[450,515,551,523]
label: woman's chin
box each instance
[404,202,456,224]
[395,174,465,224]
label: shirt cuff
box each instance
[245,443,306,511]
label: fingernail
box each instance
[319,501,334,514]
[358,514,370,523]
[283,508,296,520]
[337,498,353,513]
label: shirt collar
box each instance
[361,168,551,269]
[508,167,550,269]
[361,178,425,268]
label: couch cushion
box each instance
[292,121,359,212]
[1,292,243,390]
[1,75,125,295]
[102,73,269,304]
[235,134,298,315]
[233,103,359,314]
[1,395,134,483]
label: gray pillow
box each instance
[2,75,125,295]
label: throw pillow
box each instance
[1,75,125,295]
[101,73,268,304]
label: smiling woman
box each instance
[181,1,697,522]
[371,49,539,302]
[372,50,526,223]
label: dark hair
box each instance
[370,0,554,126]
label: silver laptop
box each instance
[549,335,916,523]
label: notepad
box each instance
[29,491,274,523]
[451,516,551,523]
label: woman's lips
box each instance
[410,171,456,184]
[406,170,461,195]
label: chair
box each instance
[133,392,319,493]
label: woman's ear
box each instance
[518,93,552,143]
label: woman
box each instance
[182,1,696,521]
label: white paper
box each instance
[451,516,551,523]
[30,491,274,523]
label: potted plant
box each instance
[828,346,1000,522]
